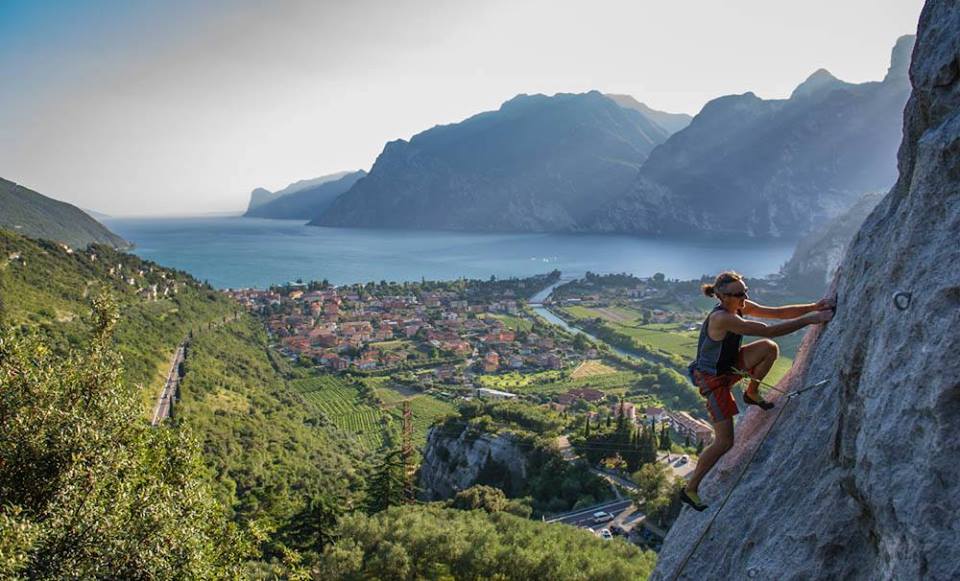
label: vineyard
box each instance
[378,385,457,446]
[292,375,386,451]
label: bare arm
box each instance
[713,309,833,338]
[742,299,816,320]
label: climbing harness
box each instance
[668,375,830,580]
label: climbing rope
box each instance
[668,395,795,581]
[668,370,831,580]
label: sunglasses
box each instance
[722,290,749,298]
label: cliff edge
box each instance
[653,3,959,579]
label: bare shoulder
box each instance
[707,310,737,338]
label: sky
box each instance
[0,0,925,216]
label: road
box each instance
[544,499,635,529]
[151,340,187,426]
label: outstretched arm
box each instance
[713,309,833,338]
[742,298,835,320]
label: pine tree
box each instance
[365,448,406,514]
[659,424,672,451]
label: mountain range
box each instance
[299,36,912,239]
[312,91,672,231]
[597,35,914,238]
[0,177,128,249]
[246,170,357,212]
[244,170,366,219]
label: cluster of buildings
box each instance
[225,285,590,378]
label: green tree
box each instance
[659,423,672,450]
[364,449,406,514]
[450,485,531,518]
[0,293,248,578]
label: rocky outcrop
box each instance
[418,426,529,501]
[653,4,959,580]
[597,36,915,239]
[313,91,670,232]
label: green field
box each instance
[293,375,386,451]
[562,304,798,387]
[378,385,456,435]
[480,313,534,332]
[476,369,565,389]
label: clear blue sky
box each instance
[0,0,925,216]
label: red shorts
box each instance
[690,367,743,423]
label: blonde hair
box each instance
[702,271,743,298]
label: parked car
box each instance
[592,511,613,524]
[610,524,627,536]
[599,529,613,540]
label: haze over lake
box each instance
[107,217,796,289]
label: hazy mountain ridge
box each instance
[0,177,128,249]
[779,191,885,294]
[246,170,356,211]
[596,36,915,238]
[606,94,693,134]
[312,91,671,231]
[244,170,366,219]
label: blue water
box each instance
[105,217,796,289]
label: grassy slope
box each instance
[0,229,235,413]
[176,318,365,524]
[0,178,128,249]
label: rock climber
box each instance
[680,271,834,511]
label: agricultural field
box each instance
[377,384,457,447]
[292,375,386,451]
[479,313,534,332]
[570,359,617,379]
[476,369,565,390]
[561,304,799,386]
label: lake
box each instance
[105,217,796,289]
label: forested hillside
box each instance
[0,229,235,408]
[0,178,128,249]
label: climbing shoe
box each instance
[680,489,708,512]
[743,393,774,410]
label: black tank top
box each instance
[690,305,743,375]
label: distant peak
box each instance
[790,68,844,100]
[884,34,916,83]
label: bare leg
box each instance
[686,418,734,494]
[739,339,779,399]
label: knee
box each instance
[762,339,779,359]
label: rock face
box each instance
[780,191,884,295]
[652,4,959,580]
[418,427,529,501]
[597,36,914,239]
[313,91,670,232]
[246,170,366,220]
